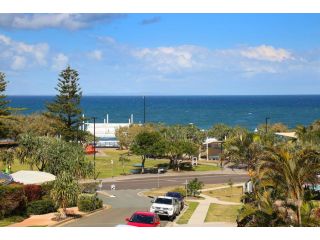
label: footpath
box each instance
[173,183,243,227]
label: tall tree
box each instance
[257,144,320,226]
[0,72,11,119]
[50,171,80,218]
[131,131,164,173]
[46,66,84,142]
[0,72,14,138]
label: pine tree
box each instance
[0,72,11,118]
[46,66,84,142]
[0,72,12,138]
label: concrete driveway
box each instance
[62,189,168,227]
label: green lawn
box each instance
[176,201,199,224]
[1,148,220,179]
[203,186,243,203]
[0,215,27,227]
[205,204,241,222]
[89,148,171,178]
[192,164,220,171]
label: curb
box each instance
[51,205,112,227]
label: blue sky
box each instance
[0,13,319,95]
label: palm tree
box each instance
[295,125,312,144]
[50,171,80,218]
[257,144,320,226]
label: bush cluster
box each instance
[24,184,42,202]
[77,193,103,212]
[26,199,57,215]
[0,184,27,219]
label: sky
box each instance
[0,13,320,95]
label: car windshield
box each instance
[130,214,154,224]
[155,198,172,205]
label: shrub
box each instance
[187,178,204,197]
[41,182,54,196]
[24,184,42,202]
[0,184,27,217]
[77,193,103,212]
[27,199,57,215]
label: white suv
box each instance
[149,196,180,221]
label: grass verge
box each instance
[205,204,240,222]
[176,202,199,224]
[202,186,243,203]
[0,215,27,227]
[1,148,220,179]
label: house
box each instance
[202,137,224,160]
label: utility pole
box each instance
[93,117,96,179]
[265,117,270,134]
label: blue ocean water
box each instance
[7,95,320,130]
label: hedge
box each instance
[27,199,57,215]
[77,193,103,212]
[24,184,42,202]
[0,184,26,219]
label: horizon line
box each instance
[7,94,320,97]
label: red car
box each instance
[125,211,161,227]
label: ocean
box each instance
[7,95,320,130]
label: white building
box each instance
[84,114,133,147]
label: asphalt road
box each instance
[63,189,169,227]
[63,173,247,227]
[101,173,248,190]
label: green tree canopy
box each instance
[16,134,93,178]
[46,66,84,142]
[256,144,320,226]
[208,123,232,140]
[1,113,62,139]
[131,131,164,173]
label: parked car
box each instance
[149,196,180,221]
[166,192,185,210]
[125,211,161,227]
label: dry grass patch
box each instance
[205,204,240,222]
[203,186,243,203]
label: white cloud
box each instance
[52,53,69,70]
[132,45,208,72]
[88,50,103,61]
[240,45,293,62]
[0,14,125,30]
[0,35,11,45]
[11,56,26,70]
[0,34,49,70]
[98,36,116,45]
[130,43,298,76]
